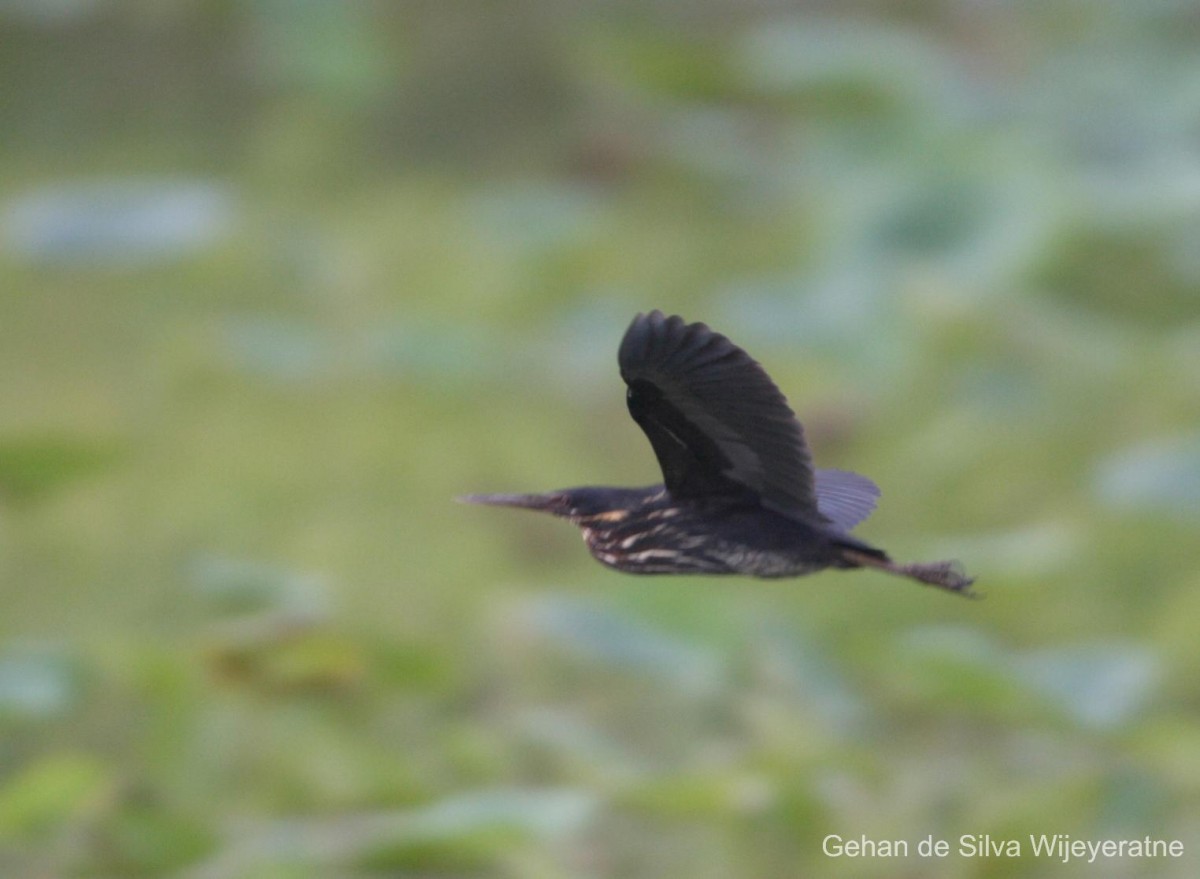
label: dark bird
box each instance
[462,311,976,596]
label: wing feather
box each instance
[618,310,821,519]
[813,468,880,531]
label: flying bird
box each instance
[463,311,975,596]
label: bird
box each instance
[462,310,976,596]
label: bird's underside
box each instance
[463,310,976,597]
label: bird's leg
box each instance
[841,549,978,598]
[895,560,978,597]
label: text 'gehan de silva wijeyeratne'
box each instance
[823,833,1184,864]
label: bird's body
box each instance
[475,486,884,578]
[581,489,836,578]
[464,311,975,595]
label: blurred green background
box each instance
[2,1,1199,876]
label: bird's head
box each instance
[458,490,574,518]
[459,486,653,524]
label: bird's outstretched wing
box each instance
[618,310,822,519]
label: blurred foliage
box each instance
[1,0,1199,877]
[0,434,123,504]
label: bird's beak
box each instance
[457,492,569,516]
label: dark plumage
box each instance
[463,311,975,596]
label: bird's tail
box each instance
[837,545,978,598]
